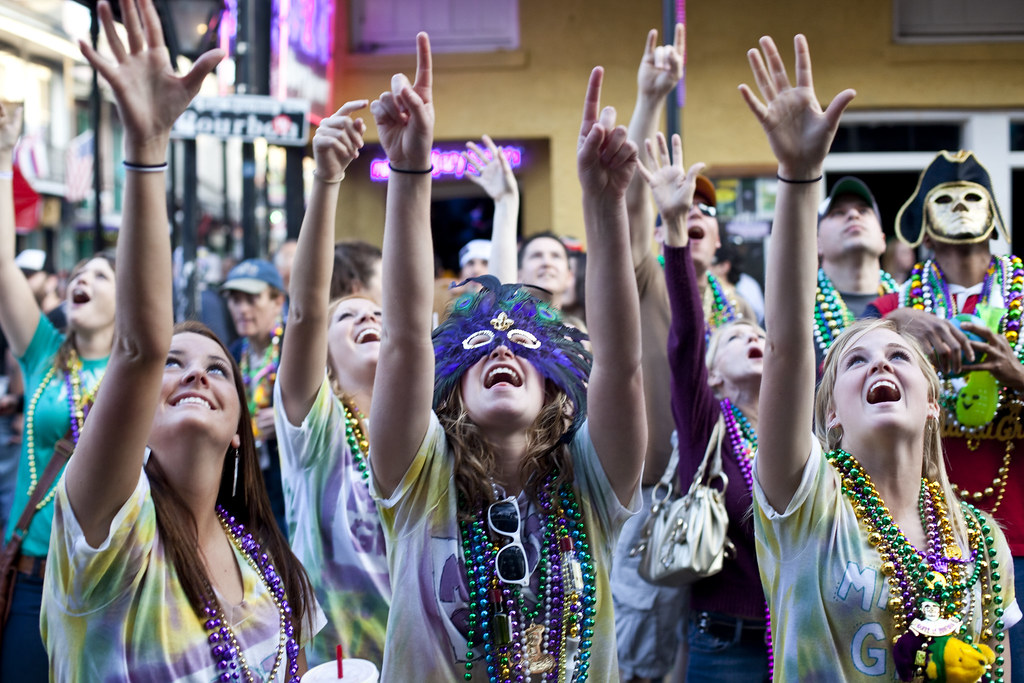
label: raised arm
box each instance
[63,0,222,543]
[626,24,684,266]
[278,101,367,424]
[740,35,854,511]
[368,34,436,497]
[577,67,646,505]
[464,135,519,283]
[0,100,44,356]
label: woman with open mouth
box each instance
[39,1,323,679]
[746,35,1018,682]
[0,97,115,683]
[366,33,646,682]
[273,99,392,668]
[636,130,772,681]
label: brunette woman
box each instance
[40,1,322,679]
[368,34,646,681]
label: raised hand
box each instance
[370,32,434,171]
[0,101,23,155]
[635,132,705,246]
[637,24,684,101]
[79,0,223,161]
[738,35,854,178]
[578,68,638,199]
[313,100,368,182]
[463,135,518,202]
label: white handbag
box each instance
[631,418,735,586]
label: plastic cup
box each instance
[300,658,379,683]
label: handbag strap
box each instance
[8,430,75,545]
[683,415,727,499]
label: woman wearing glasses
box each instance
[367,34,645,683]
[635,131,771,682]
[747,35,1016,681]
[273,100,392,667]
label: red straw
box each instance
[337,644,344,678]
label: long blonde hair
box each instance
[814,317,967,542]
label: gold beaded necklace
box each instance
[24,351,104,510]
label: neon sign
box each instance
[370,146,524,181]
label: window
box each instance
[350,0,518,54]
[894,0,1024,43]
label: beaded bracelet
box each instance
[313,169,344,184]
[0,171,12,180]
[776,173,823,184]
[388,163,433,174]
[123,160,168,173]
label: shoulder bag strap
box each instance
[6,429,76,548]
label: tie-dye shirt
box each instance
[753,439,1020,682]
[371,412,640,683]
[7,314,107,558]
[42,469,325,682]
[274,377,390,667]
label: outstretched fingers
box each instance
[139,0,167,51]
[759,35,792,96]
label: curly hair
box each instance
[437,382,577,519]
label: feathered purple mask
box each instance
[432,276,591,437]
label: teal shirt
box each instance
[6,315,108,558]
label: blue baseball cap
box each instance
[221,258,284,295]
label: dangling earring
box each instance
[232,448,240,497]
[828,424,844,447]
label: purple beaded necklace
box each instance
[720,398,773,678]
[204,506,300,683]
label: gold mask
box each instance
[924,181,996,245]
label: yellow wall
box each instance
[327,0,1024,246]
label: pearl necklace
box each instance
[206,506,300,683]
[24,350,104,510]
[814,268,898,352]
[458,473,595,682]
[240,322,283,440]
[342,401,370,482]
[827,449,1005,681]
[720,399,773,678]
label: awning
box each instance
[13,163,41,234]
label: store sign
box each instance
[370,146,524,182]
[172,96,311,146]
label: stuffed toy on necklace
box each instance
[894,600,996,683]
[950,306,1004,428]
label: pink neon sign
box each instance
[370,146,524,181]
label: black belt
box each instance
[697,611,768,647]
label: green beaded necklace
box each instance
[814,268,898,352]
[342,401,370,482]
[827,448,1006,681]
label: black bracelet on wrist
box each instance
[776,173,823,184]
[123,160,169,173]
[388,163,433,175]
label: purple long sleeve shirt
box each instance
[664,244,765,620]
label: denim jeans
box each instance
[686,611,771,683]
[1,572,49,682]
[1010,556,1024,679]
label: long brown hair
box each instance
[145,321,314,639]
[437,380,577,519]
[53,250,116,373]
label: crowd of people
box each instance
[0,1,1020,681]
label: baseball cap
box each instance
[695,175,716,207]
[15,249,50,275]
[220,258,284,295]
[818,176,880,222]
[459,239,491,269]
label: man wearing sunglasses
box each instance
[813,176,894,375]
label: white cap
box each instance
[459,239,491,269]
[15,249,46,273]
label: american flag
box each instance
[65,130,94,203]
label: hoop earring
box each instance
[925,416,939,434]
[231,448,240,497]
[828,425,844,447]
